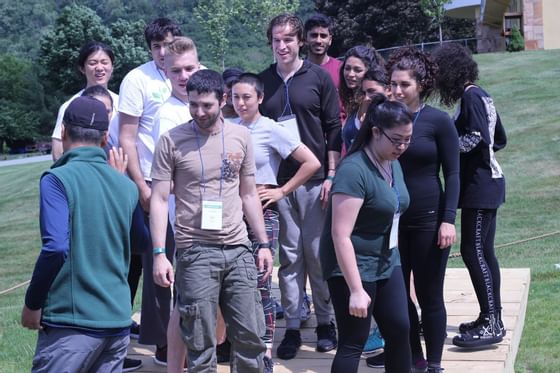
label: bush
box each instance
[507,26,525,52]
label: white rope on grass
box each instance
[0,279,30,296]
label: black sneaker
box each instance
[153,345,167,366]
[427,367,444,373]
[276,329,302,360]
[365,352,385,368]
[217,339,231,363]
[458,313,485,333]
[123,357,142,372]
[129,320,140,339]
[263,355,274,373]
[452,314,504,348]
[316,321,337,352]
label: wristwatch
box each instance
[257,242,272,249]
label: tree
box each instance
[420,0,452,45]
[507,26,525,52]
[193,0,299,69]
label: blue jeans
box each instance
[176,242,266,373]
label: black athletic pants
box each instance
[460,208,502,315]
[328,268,411,373]
[399,229,450,364]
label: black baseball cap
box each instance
[222,67,244,86]
[63,96,109,131]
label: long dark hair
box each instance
[348,94,413,155]
[386,46,438,101]
[339,45,384,114]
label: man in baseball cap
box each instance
[21,95,139,372]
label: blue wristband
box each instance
[326,175,335,181]
[153,247,166,255]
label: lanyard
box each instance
[192,122,225,198]
[412,104,425,126]
[280,77,294,118]
[155,64,172,93]
[171,94,188,106]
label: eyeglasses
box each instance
[379,128,412,147]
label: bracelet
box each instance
[153,247,166,255]
[257,242,271,249]
[328,168,336,171]
[326,175,335,181]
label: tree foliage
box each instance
[507,26,525,52]
[420,0,452,44]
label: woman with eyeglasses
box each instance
[432,43,506,349]
[320,94,413,373]
[385,47,460,373]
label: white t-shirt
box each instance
[235,115,300,185]
[118,60,171,180]
[51,89,120,147]
[152,95,192,230]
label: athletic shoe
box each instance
[274,300,284,320]
[153,345,167,366]
[276,329,302,360]
[412,358,428,373]
[365,352,385,368]
[362,327,384,355]
[316,321,337,352]
[122,357,142,372]
[129,321,140,339]
[300,293,312,322]
[216,339,231,363]
[452,314,504,348]
[263,355,274,373]
[458,313,485,333]
[427,366,444,373]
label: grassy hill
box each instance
[0,49,559,372]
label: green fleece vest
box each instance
[42,147,138,329]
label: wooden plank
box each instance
[127,268,530,373]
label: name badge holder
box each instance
[193,122,226,231]
[276,77,301,143]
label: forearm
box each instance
[243,194,268,244]
[326,150,340,175]
[121,137,146,189]
[332,236,363,292]
[150,189,169,249]
[51,139,63,162]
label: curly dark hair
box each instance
[339,45,385,114]
[432,43,479,107]
[386,47,438,101]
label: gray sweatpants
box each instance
[277,180,333,329]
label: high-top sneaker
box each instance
[452,313,504,348]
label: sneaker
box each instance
[427,367,444,373]
[300,293,312,322]
[412,358,428,373]
[129,320,140,339]
[452,314,504,348]
[275,300,284,320]
[153,345,167,366]
[362,327,384,355]
[316,321,337,352]
[276,329,302,360]
[458,313,485,333]
[365,352,385,368]
[263,355,274,373]
[123,357,142,372]
[216,339,231,364]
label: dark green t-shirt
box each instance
[320,150,410,282]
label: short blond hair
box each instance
[167,36,197,57]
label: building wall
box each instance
[523,0,544,50]
[542,0,560,49]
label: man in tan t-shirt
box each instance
[149,69,272,373]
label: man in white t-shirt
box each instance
[150,36,200,373]
[118,17,182,366]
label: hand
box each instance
[357,96,372,123]
[437,222,456,249]
[348,288,371,318]
[108,147,128,174]
[258,188,285,209]
[21,305,42,330]
[256,248,273,281]
[320,178,333,210]
[153,254,174,287]
[139,184,152,213]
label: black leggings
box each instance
[328,268,411,373]
[399,229,449,364]
[460,208,502,315]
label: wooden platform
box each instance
[127,268,530,373]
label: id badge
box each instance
[201,199,223,230]
[389,213,400,249]
[277,114,301,143]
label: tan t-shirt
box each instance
[151,120,255,247]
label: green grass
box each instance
[1,50,560,372]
